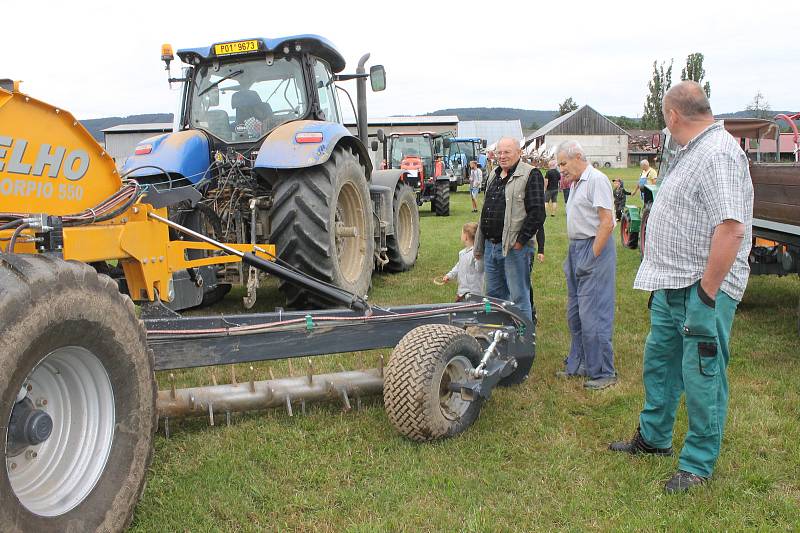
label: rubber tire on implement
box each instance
[384,324,484,442]
[0,254,155,532]
[384,184,420,272]
[432,181,450,216]
[620,211,638,249]
[269,146,375,309]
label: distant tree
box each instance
[642,59,673,130]
[746,91,772,119]
[607,115,641,130]
[528,121,540,130]
[680,52,711,98]
[558,97,578,116]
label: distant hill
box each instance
[80,114,173,141]
[425,108,558,130]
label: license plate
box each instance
[214,40,259,56]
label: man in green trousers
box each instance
[609,81,753,493]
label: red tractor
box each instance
[384,132,451,216]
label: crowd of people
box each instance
[439,81,754,495]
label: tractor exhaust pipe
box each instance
[157,368,384,422]
[355,53,370,147]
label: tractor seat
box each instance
[231,90,273,126]
[205,109,232,139]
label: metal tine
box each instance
[269,367,275,381]
[340,388,352,412]
[300,399,307,416]
[285,395,293,417]
[226,411,231,427]
[208,402,215,426]
[249,366,256,393]
[307,359,314,385]
[211,369,218,387]
[288,360,294,377]
[378,355,384,378]
[230,365,237,385]
[169,373,176,400]
[164,417,170,439]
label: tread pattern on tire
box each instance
[433,181,450,216]
[384,324,482,442]
[269,146,374,308]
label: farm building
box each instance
[524,105,629,168]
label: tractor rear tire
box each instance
[385,184,420,272]
[620,211,639,249]
[270,146,375,309]
[433,181,450,216]
[384,325,484,442]
[0,254,155,532]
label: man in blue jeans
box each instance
[474,137,545,321]
[556,140,618,390]
[610,81,753,494]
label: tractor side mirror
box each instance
[376,128,385,143]
[370,65,386,92]
[371,140,379,151]
[481,139,487,148]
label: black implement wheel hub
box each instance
[6,398,53,457]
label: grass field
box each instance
[131,167,800,531]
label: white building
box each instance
[457,120,523,146]
[524,106,629,168]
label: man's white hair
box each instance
[496,137,522,150]
[640,159,650,166]
[557,140,587,161]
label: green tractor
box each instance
[620,182,659,256]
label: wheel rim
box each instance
[438,355,473,421]
[6,346,115,517]
[334,181,367,285]
[397,200,414,256]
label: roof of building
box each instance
[102,123,173,134]
[457,120,523,146]
[525,105,628,144]
[343,116,459,127]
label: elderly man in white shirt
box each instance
[557,140,618,390]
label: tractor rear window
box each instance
[189,57,307,142]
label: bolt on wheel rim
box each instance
[6,346,115,517]
[438,355,472,421]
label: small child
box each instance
[613,179,631,221]
[443,222,484,301]
[468,160,482,213]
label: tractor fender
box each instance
[254,120,372,175]
[121,130,211,183]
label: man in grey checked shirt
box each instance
[610,81,753,494]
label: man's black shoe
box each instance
[664,470,708,493]
[608,427,673,456]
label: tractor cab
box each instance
[447,137,487,185]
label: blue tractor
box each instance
[123,36,420,309]
[446,137,487,191]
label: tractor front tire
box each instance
[0,254,155,532]
[433,181,450,216]
[270,146,375,309]
[385,184,420,272]
[384,325,484,442]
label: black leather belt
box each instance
[488,238,502,244]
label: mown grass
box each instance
[131,167,800,531]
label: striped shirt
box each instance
[633,122,753,300]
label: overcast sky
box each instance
[4,0,798,121]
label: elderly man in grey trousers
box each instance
[557,140,618,390]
